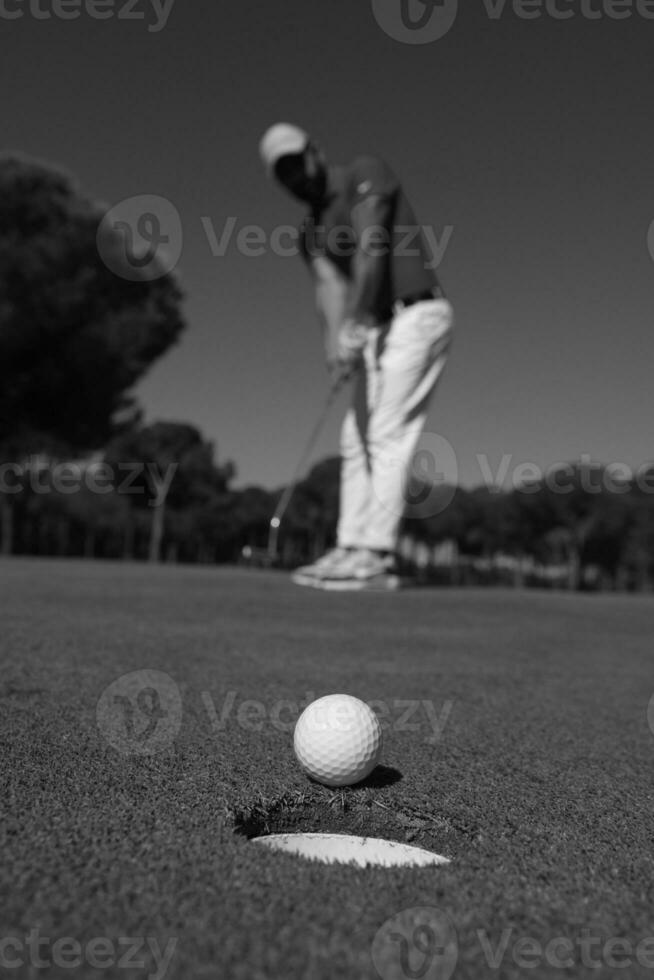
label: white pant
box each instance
[336,298,454,552]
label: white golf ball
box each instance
[293,694,383,787]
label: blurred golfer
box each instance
[260,123,453,590]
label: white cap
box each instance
[259,122,309,174]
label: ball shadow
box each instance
[357,764,403,789]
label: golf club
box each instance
[267,372,350,561]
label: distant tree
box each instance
[56,477,132,559]
[533,465,615,589]
[105,422,233,562]
[0,153,186,553]
[618,470,654,591]
[230,486,276,556]
[185,490,241,563]
[454,486,506,557]
[580,492,633,588]
[401,478,461,543]
[285,457,340,560]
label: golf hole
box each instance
[253,832,450,868]
[233,791,453,868]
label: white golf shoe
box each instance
[319,549,401,591]
[291,547,353,587]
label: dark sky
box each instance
[3,1,653,488]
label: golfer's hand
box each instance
[337,320,368,361]
[324,320,366,384]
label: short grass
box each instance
[2,558,653,979]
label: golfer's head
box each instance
[259,122,326,203]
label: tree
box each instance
[105,422,233,563]
[0,153,186,553]
[618,470,654,591]
[531,465,613,589]
[284,457,340,562]
[230,486,276,557]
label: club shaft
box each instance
[267,378,345,558]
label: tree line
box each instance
[2,446,654,591]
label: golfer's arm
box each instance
[345,195,393,326]
[310,257,351,363]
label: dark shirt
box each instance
[299,156,440,323]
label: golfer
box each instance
[260,123,453,590]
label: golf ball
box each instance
[293,694,382,787]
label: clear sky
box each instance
[3,1,653,489]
